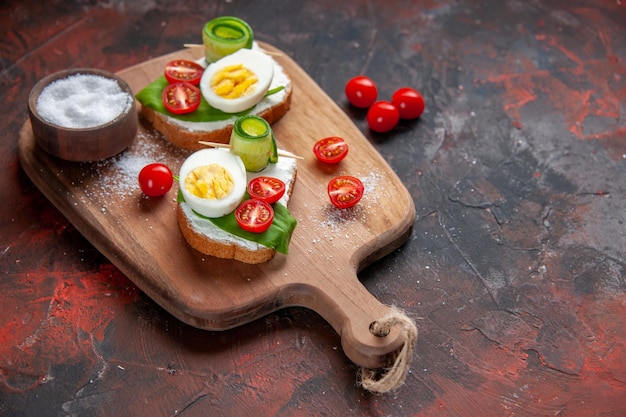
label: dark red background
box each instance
[1,1,625,416]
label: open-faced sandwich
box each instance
[135,16,292,150]
[176,112,298,264]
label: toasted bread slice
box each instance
[139,47,292,151]
[177,154,297,264]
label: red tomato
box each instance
[392,87,425,119]
[247,176,286,205]
[164,60,204,85]
[313,136,349,164]
[162,82,201,115]
[345,75,378,108]
[138,163,173,197]
[367,101,400,133]
[235,199,274,233]
[327,176,364,209]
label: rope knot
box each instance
[359,306,418,394]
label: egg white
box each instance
[179,148,247,218]
[199,48,274,113]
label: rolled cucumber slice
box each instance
[230,115,278,172]
[202,16,254,63]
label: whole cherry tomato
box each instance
[392,87,425,119]
[138,163,173,197]
[366,101,400,133]
[345,75,378,108]
[313,136,349,164]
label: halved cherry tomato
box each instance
[313,136,349,164]
[235,199,274,233]
[138,163,173,197]
[327,176,364,209]
[367,100,400,133]
[392,87,425,119]
[162,82,201,115]
[345,75,378,108]
[247,176,286,205]
[164,59,204,85]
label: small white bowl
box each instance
[28,68,138,162]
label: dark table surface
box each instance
[1,1,625,416]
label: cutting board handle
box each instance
[293,274,416,371]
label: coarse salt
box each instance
[36,74,132,129]
[88,131,186,200]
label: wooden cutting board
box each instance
[18,43,415,370]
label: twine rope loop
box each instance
[358,307,418,394]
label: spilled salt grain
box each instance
[319,205,361,231]
[37,74,132,128]
[86,131,187,201]
[360,171,382,200]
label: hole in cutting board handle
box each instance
[369,320,391,337]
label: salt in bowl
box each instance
[28,68,137,162]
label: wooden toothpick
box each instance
[183,44,283,57]
[198,141,303,160]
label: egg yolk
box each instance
[185,164,234,199]
[211,63,258,99]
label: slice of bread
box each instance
[177,153,297,264]
[140,46,293,151]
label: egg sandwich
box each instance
[136,43,292,150]
[176,148,298,264]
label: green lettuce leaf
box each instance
[135,76,285,123]
[177,190,297,254]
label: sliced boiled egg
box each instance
[179,148,247,218]
[199,48,274,113]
